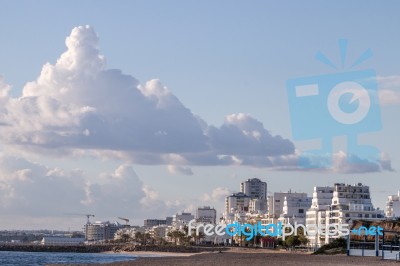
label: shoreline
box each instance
[102,250,199,257]
[88,251,400,266]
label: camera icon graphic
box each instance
[287,41,382,169]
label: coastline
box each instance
[102,250,199,257]
[83,251,400,266]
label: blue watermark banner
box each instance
[286,40,382,169]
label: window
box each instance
[299,209,304,214]
[275,200,280,202]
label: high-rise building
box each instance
[195,206,217,224]
[386,191,400,218]
[240,178,267,199]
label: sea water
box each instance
[0,251,136,266]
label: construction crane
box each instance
[118,217,130,226]
[65,213,95,224]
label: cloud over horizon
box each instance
[0,25,392,174]
[0,26,295,167]
[0,154,185,222]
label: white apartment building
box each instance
[272,191,309,219]
[279,194,312,224]
[84,221,123,242]
[196,206,217,224]
[386,191,400,218]
[328,183,383,224]
[308,183,384,245]
[240,178,267,199]
[306,186,334,247]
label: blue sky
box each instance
[0,1,399,230]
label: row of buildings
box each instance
[223,178,400,247]
[78,178,399,248]
[82,206,217,243]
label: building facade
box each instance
[144,219,167,228]
[386,191,400,218]
[196,206,217,224]
[172,212,194,227]
[307,183,384,246]
[280,193,312,224]
[306,186,334,247]
[84,221,123,242]
[240,178,267,200]
[225,192,251,214]
[272,191,309,219]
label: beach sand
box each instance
[84,249,399,266]
[102,250,197,257]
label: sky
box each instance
[0,1,399,230]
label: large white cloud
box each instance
[0,25,295,169]
[0,25,391,173]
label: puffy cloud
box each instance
[0,155,185,223]
[0,25,295,169]
[207,113,295,156]
[2,26,206,154]
[0,155,86,216]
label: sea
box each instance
[0,251,136,266]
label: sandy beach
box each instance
[103,250,198,257]
[82,249,400,266]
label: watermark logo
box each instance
[286,39,381,168]
[351,225,383,236]
[188,220,383,241]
